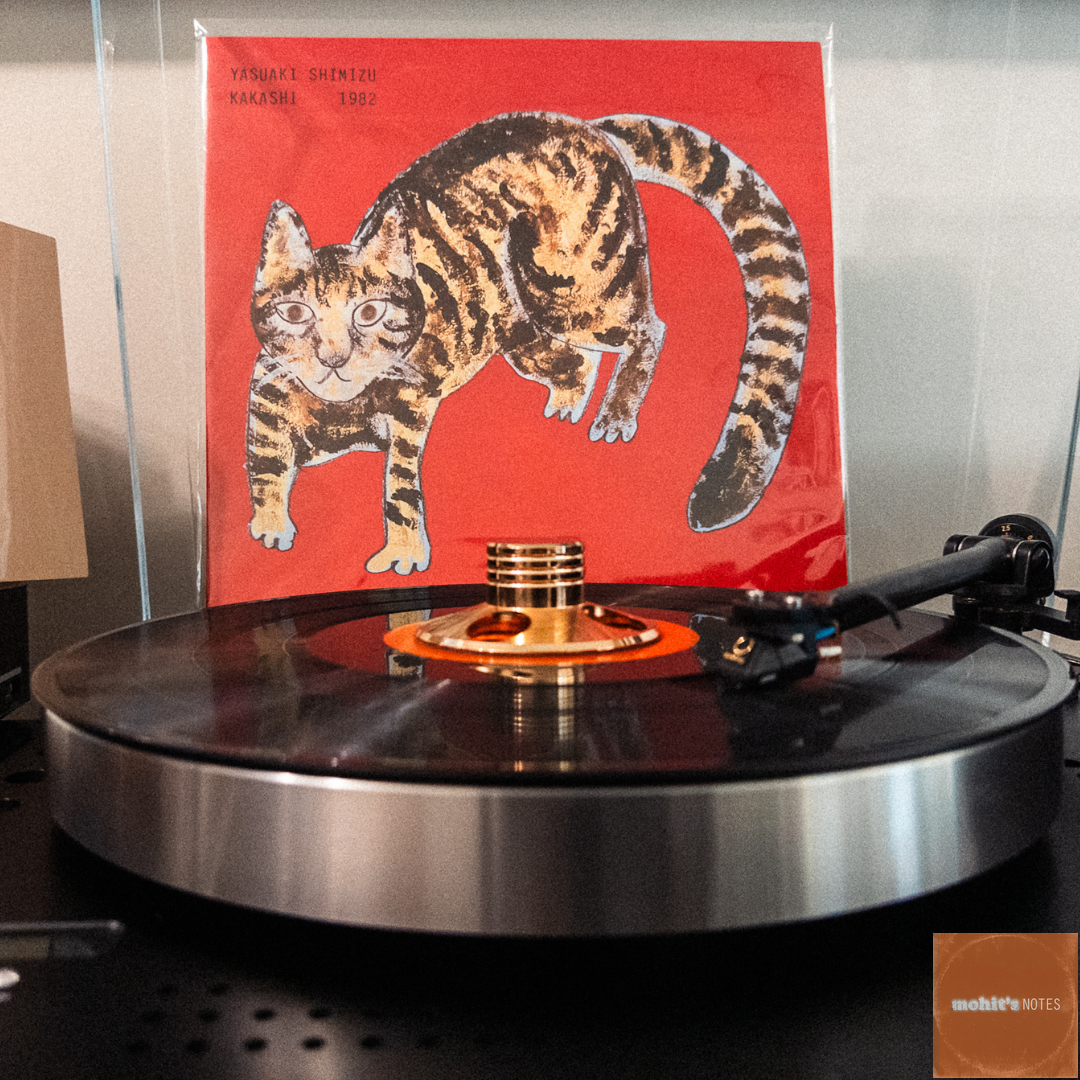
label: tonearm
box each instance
[713,514,1074,687]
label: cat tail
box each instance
[592,114,810,531]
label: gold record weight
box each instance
[414,541,661,655]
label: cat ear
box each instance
[255,201,315,291]
[352,203,413,279]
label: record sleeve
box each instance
[202,36,845,605]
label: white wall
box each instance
[0,15,144,665]
[3,1,1080,664]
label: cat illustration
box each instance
[246,112,810,573]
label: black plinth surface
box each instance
[1,689,1079,1078]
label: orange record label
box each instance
[383,617,699,667]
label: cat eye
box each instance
[353,299,388,328]
[275,301,314,324]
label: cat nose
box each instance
[317,339,352,369]
[317,317,353,369]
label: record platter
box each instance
[31,517,1079,937]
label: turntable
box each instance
[30,514,1079,937]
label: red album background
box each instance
[204,37,844,605]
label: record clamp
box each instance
[414,540,661,655]
[393,540,697,772]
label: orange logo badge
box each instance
[933,933,1078,1077]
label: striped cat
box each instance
[246,112,810,573]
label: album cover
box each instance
[203,36,844,605]
[933,933,1079,1077]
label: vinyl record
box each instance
[34,584,1074,935]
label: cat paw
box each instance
[250,516,297,551]
[366,543,431,575]
[589,414,638,443]
[543,402,575,422]
[544,397,586,424]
